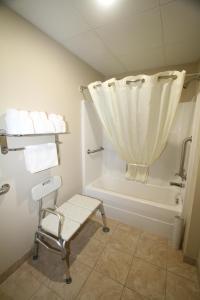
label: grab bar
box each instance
[176,136,192,180]
[87,147,104,154]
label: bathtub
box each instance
[83,175,183,238]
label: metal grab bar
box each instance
[176,136,192,180]
[87,147,104,154]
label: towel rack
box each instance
[0,131,70,155]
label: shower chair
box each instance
[32,176,109,284]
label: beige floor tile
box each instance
[0,289,13,300]
[166,272,200,300]
[121,287,146,300]
[95,246,132,284]
[77,270,123,300]
[126,257,166,300]
[140,231,168,244]
[48,259,92,300]
[92,219,117,243]
[77,219,101,241]
[167,248,199,283]
[135,233,168,268]
[108,223,141,255]
[0,263,41,300]
[30,285,61,300]
[91,215,119,230]
[76,237,106,268]
[27,248,61,286]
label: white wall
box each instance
[81,100,103,186]
[183,61,200,263]
[0,4,103,276]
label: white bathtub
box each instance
[83,175,183,238]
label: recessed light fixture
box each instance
[97,0,116,7]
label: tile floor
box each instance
[0,215,200,300]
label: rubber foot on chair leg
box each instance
[65,277,72,284]
[32,255,38,260]
[103,227,110,233]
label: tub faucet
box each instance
[170,182,185,188]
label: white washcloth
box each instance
[24,143,58,173]
[48,113,66,133]
[30,111,55,133]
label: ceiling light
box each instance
[97,0,116,7]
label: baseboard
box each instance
[0,250,32,284]
[183,255,196,266]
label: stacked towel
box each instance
[19,110,35,134]
[48,114,66,133]
[5,109,34,134]
[1,109,67,135]
[24,143,58,173]
[30,112,55,134]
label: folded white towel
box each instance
[30,111,55,134]
[48,113,66,133]
[19,110,34,134]
[3,109,34,134]
[5,109,21,134]
[24,143,58,173]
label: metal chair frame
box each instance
[33,193,109,284]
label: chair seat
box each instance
[58,202,92,224]
[68,194,101,211]
[41,214,80,241]
[41,194,101,241]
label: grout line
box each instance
[74,226,112,299]
[166,269,199,285]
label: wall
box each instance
[81,100,103,186]
[0,4,103,276]
[183,61,200,263]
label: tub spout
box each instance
[170,182,185,188]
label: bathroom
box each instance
[0,0,200,299]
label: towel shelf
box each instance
[0,131,69,155]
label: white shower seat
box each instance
[32,177,109,284]
[41,195,101,240]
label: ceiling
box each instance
[3,0,200,76]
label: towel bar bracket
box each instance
[0,135,25,154]
[0,135,9,154]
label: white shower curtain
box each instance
[88,71,185,182]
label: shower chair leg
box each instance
[33,232,39,260]
[99,203,110,233]
[63,242,72,284]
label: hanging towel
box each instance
[24,143,58,173]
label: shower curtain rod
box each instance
[79,72,200,94]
